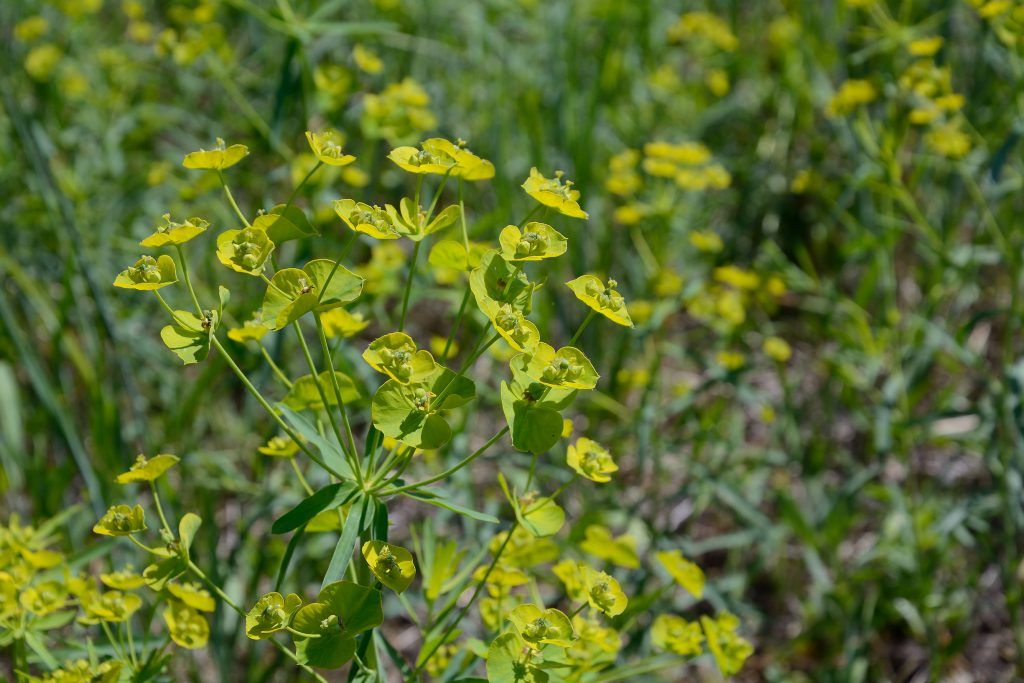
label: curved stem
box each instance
[432,331,500,407]
[284,160,323,210]
[384,427,508,494]
[149,481,173,536]
[440,283,472,364]
[173,245,204,316]
[259,343,293,389]
[218,171,251,227]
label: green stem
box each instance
[441,283,472,364]
[568,309,596,346]
[284,160,323,210]
[218,170,252,227]
[314,313,359,466]
[432,332,500,407]
[458,178,469,251]
[524,453,539,491]
[292,322,361,483]
[316,232,358,304]
[289,457,314,496]
[259,344,293,389]
[383,427,508,494]
[173,245,204,316]
[149,481,173,537]
[398,240,422,332]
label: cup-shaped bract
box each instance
[499,222,567,262]
[93,505,147,537]
[522,167,588,219]
[182,137,249,171]
[362,541,416,593]
[140,214,209,248]
[306,129,356,167]
[113,255,178,290]
[216,227,275,275]
[566,274,633,327]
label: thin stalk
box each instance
[218,171,252,227]
[398,240,422,332]
[568,309,596,346]
[292,322,361,483]
[173,245,204,316]
[440,283,472,364]
[316,232,358,304]
[259,344,293,389]
[314,313,359,462]
[383,427,508,494]
[289,457,314,496]
[284,159,323,210]
[431,332,500,407]
[149,481,173,536]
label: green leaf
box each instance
[160,310,217,365]
[178,513,202,556]
[283,371,361,411]
[321,495,371,589]
[405,489,499,524]
[272,482,358,534]
[500,382,563,454]
[262,259,363,329]
[519,497,565,538]
[371,380,454,449]
[277,404,353,478]
[253,204,318,244]
[318,580,384,635]
[486,632,548,683]
[470,250,533,313]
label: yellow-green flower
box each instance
[362,541,416,593]
[100,566,146,590]
[566,275,633,327]
[580,564,628,616]
[79,590,143,623]
[168,581,215,612]
[93,505,147,537]
[579,525,639,569]
[216,227,275,275]
[115,453,180,484]
[20,580,68,616]
[522,167,588,219]
[655,550,705,598]
[826,79,877,117]
[651,614,704,655]
[363,333,437,384]
[524,343,599,390]
[164,601,210,649]
[763,336,792,363]
[140,214,208,248]
[258,435,299,458]
[182,138,249,170]
[701,611,753,676]
[113,255,178,290]
[246,591,302,640]
[499,222,567,262]
[567,437,618,483]
[388,138,494,180]
[306,129,356,167]
[334,199,399,239]
[320,308,370,338]
[509,604,577,647]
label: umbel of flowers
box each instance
[104,132,753,681]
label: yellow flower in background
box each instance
[362,78,437,144]
[306,129,356,167]
[925,121,971,158]
[668,12,738,51]
[826,79,877,117]
[522,168,588,218]
[24,44,62,82]
[702,612,754,676]
[14,16,49,42]
[652,614,704,655]
[908,36,944,56]
[689,229,724,253]
[182,138,249,171]
[763,336,793,363]
[656,550,706,598]
[353,44,384,74]
[714,265,760,290]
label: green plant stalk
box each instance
[440,283,472,363]
[398,240,422,332]
[568,309,597,346]
[258,343,293,389]
[284,159,323,210]
[292,321,363,484]
[149,480,173,537]
[217,171,252,228]
[314,313,359,463]
[383,426,509,494]
[173,246,204,317]
[315,232,358,304]
[431,331,500,407]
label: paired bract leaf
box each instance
[566,438,617,483]
[160,309,218,365]
[306,129,356,167]
[580,564,627,616]
[283,371,361,411]
[388,138,494,180]
[245,592,302,640]
[522,167,588,219]
[362,541,416,593]
[292,581,383,669]
[386,198,460,241]
[499,222,567,262]
[523,344,598,390]
[470,250,534,314]
[182,138,248,170]
[262,259,364,329]
[428,239,488,272]
[372,366,475,449]
[216,226,275,275]
[163,602,209,649]
[566,275,633,327]
[252,204,318,244]
[334,199,399,239]
[93,505,146,537]
[115,453,179,484]
[509,604,577,647]
[651,614,704,656]
[113,255,177,290]
[579,525,639,569]
[487,632,548,683]
[500,382,565,455]
[363,333,437,384]
[701,612,753,676]
[140,214,208,247]
[656,550,706,599]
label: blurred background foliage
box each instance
[3,0,1024,680]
